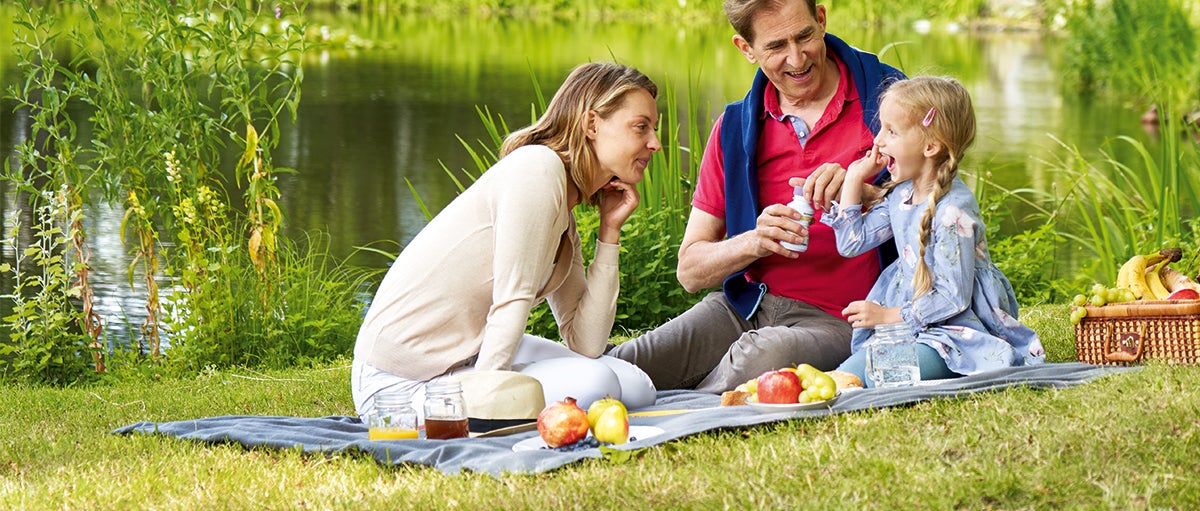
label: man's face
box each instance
[733,2,829,106]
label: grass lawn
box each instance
[1,304,1198,510]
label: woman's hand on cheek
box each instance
[596,178,640,244]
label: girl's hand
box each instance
[789,163,846,212]
[847,145,888,182]
[842,300,902,329]
[597,177,640,244]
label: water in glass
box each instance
[866,323,920,387]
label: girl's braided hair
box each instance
[869,76,976,297]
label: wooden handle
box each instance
[1103,322,1146,362]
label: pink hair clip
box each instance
[922,107,937,127]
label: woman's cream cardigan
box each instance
[353,145,620,381]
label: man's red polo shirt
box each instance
[693,54,881,319]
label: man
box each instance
[608,0,903,393]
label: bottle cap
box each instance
[793,186,804,196]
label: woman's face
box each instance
[588,88,661,184]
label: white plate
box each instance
[746,392,840,413]
[511,425,665,452]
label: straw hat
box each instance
[450,370,545,434]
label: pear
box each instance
[591,405,629,445]
[586,396,626,430]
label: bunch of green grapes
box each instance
[1069,283,1136,324]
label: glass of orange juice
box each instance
[366,390,418,440]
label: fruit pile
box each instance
[535,396,629,449]
[1069,247,1200,324]
[736,364,838,404]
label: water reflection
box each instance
[1,13,1152,344]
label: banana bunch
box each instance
[1071,248,1200,324]
[1115,247,1200,300]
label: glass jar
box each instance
[366,390,418,440]
[423,379,469,439]
[866,322,921,388]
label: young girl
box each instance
[819,76,1044,387]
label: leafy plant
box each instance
[163,232,379,374]
[968,170,1075,306]
[0,192,97,385]
[2,1,102,383]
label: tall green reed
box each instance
[1061,0,1197,107]
[1030,0,1200,287]
[1047,121,1200,285]
[2,1,103,384]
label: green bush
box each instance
[163,233,379,374]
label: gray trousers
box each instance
[608,291,852,393]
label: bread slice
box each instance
[720,389,751,406]
[826,370,864,390]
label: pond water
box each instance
[0,11,1153,342]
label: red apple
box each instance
[1166,288,1200,300]
[537,397,589,448]
[756,370,802,404]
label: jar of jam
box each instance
[423,379,469,439]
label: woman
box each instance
[352,62,662,419]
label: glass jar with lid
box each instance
[423,379,469,439]
[866,322,921,388]
[366,390,418,440]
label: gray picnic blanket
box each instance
[112,362,1134,476]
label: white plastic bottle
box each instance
[780,186,814,252]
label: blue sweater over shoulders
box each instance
[719,33,905,319]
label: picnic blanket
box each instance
[113,362,1134,476]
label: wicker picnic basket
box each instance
[1074,300,1200,366]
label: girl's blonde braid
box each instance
[911,153,960,297]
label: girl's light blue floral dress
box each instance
[820,177,1045,375]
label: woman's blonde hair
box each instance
[500,62,657,206]
[871,76,976,297]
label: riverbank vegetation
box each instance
[3,1,373,384]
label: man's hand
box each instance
[743,203,808,260]
[791,152,889,212]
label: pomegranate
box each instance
[536,397,589,448]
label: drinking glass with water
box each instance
[865,323,920,387]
